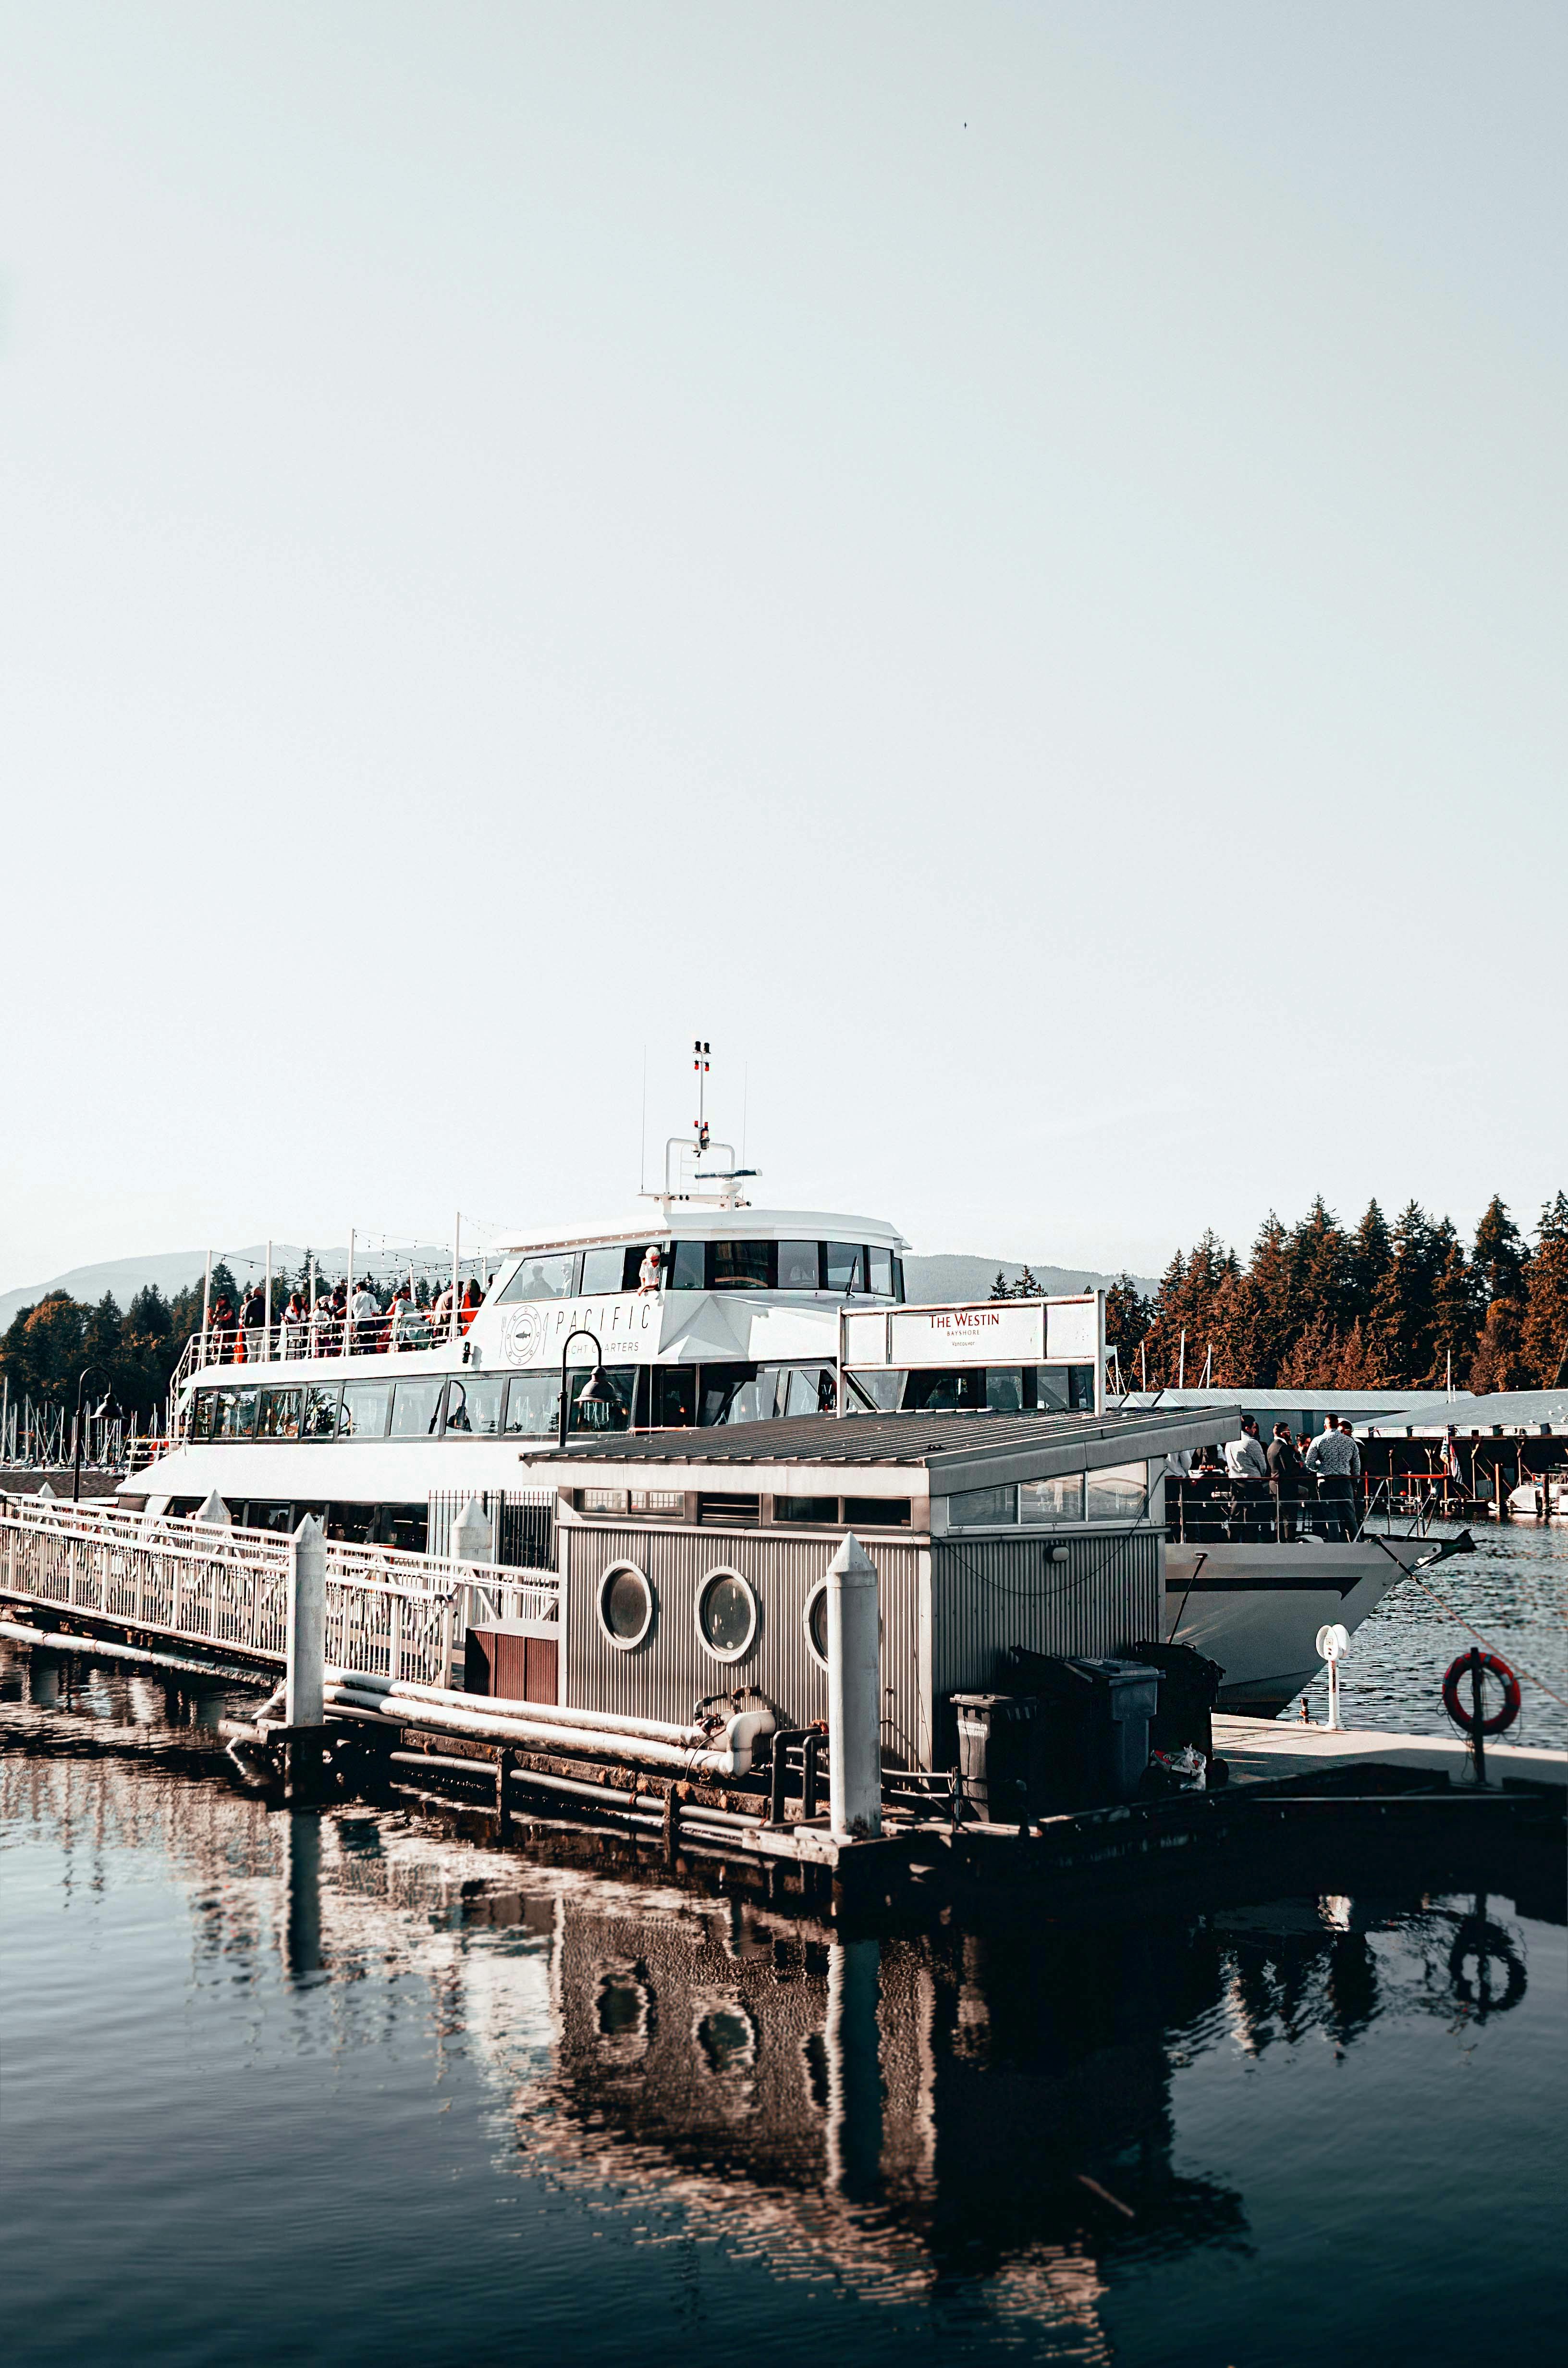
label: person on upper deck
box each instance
[280,1289,306,1357]
[637,1246,662,1295]
[238,1285,265,1360]
[1305,1414,1361,1540]
[459,1278,484,1332]
[348,1280,380,1353]
[1266,1421,1305,1540]
[1224,1416,1270,1538]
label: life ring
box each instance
[1441,1650,1521,1737]
[1447,1914,1527,2014]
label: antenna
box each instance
[693,1038,710,1154]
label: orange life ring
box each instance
[1442,1650,1521,1737]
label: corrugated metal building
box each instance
[524,1407,1240,1772]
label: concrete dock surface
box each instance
[1213,1712,1568,1790]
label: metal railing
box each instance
[0,1494,557,1686]
[168,1305,477,1402]
[1165,1476,1368,1544]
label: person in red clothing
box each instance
[459,1278,484,1333]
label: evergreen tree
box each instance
[989,1269,1011,1302]
[1346,1199,1393,1326]
[1468,1296,1530,1394]
[1428,1222,1480,1385]
[1473,1195,1529,1305]
[1521,1192,1568,1387]
[1370,1202,1443,1383]
[1103,1273,1154,1364]
[1244,1214,1293,1385]
[1287,1197,1352,1346]
[1016,1265,1040,1298]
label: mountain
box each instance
[2,1242,1160,1334]
[902,1255,1159,1304]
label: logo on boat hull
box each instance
[500,1306,547,1366]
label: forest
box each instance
[1079,1191,1568,1394]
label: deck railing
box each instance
[0,1494,557,1686]
[168,1305,477,1408]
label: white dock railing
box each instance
[0,1495,557,1688]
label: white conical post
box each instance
[194,1488,230,1527]
[826,1533,882,1840]
[286,1512,327,1728]
[453,1496,493,1566]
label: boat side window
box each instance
[783,1364,836,1418]
[338,1382,391,1440]
[711,1367,782,1424]
[191,1390,216,1441]
[497,1252,579,1303]
[579,1246,627,1295]
[845,1369,901,1414]
[653,1366,697,1427]
[210,1388,258,1441]
[698,1364,759,1426]
[710,1241,772,1291]
[986,1369,1023,1414]
[867,1246,894,1298]
[824,1243,864,1294]
[777,1241,821,1291]
[668,1240,704,1291]
[892,1257,905,1302]
[445,1376,505,1437]
[390,1379,446,1440]
[503,1371,560,1438]
[258,1386,304,1441]
[302,1385,340,1440]
[903,1369,986,1414]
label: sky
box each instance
[2,1,1563,1292]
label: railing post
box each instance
[440,1596,456,1691]
[286,1514,327,1727]
[388,1591,403,1686]
[826,1533,882,1841]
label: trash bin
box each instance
[950,1691,1038,1823]
[999,1651,1161,1810]
[1129,1639,1223,1768]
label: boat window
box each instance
[776,1495,839,1524]
[698,1365,758,1426]
[566,1367,636,1434]
[444,1376,505,1437]
[903,1369,986,1414]
[824,1243,865,1294]
[867,1247,894,1297]
[652,1367,697,1428]
[986,1370,1023,1414]
[844,1496,910,1527]
[948,1484,1015,1529]
[580,1246,628,1295]
[892,1257,905,1302]
[694,1567,759,1661]
[669,1240,705,1292]
[1068,1364,1096,1412]
[1086,1462,1148,1523]
[1032,1366,1071,1413]
[389,1379,445,1439]
[211,1388,258,1441]
[845,1369,901,1414]
[777,1240,821,1290]
[784,1365,836,1418]
[711,1240,772,1291]
[338,1382,391,1440]
[1020,1474,1084,1526]
[710,1367,781,1424]
[503,1372,560,1438]
[599,1563,655,1650]
[258,1387,304,1441]
[302,1385,340,1440]
[496,1252,578,1303]
[190,1390,216,1441]
[240,1501,294,1532]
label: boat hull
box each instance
[1164,1534,1436,1719]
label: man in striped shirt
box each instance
[1305,1415,1361,1539]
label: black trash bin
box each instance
[951,1691,1038,1823]
[1129,1639,1224,1768]
[1000,1651,1161,1810]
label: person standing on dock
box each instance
[1266,1421,1305,1540]
[1306,1415,1361,1539]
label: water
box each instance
[1298,1519,1568,1747]
[2,1646,1564,2366]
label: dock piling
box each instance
[826,1534,882,1841]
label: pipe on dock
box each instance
[328,1668,705,1748]
[0,1615,271,1688]
[322,1680,773,1776]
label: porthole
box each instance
[803,1580,830,1672]
[598,1561,654,1651]
[694,1566,758,1663]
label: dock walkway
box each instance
[1213,1713,1567,1791]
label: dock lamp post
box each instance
[72,1366,110,1505]
[557,1328,615,1450]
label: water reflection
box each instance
[0,1642,1552,2363]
